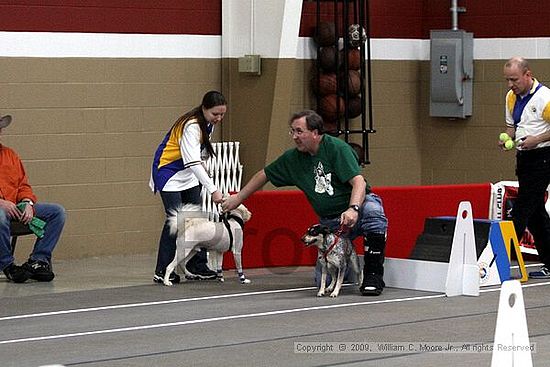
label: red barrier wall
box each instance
[2,1,547,38]
[222,183,492,270]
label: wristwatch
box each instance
[349,204,360,212]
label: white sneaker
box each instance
[528,266,550,279]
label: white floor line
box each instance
[1,263,543,323]
[515,262,543,268]
[0,286,318,322]
[0,264,545,323]
[2,281,550,346]
[0,293,446,345]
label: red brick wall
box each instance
[0,0,221,34]
[301,0,550,39]
[421,0,550,38]
[1,1,547,38]
[300,0,423,39]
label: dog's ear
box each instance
[235,204,252,222]
[243,208,252,222]
[321,225,331,235]
[308,224,327,236]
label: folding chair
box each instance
[10,221,34,255]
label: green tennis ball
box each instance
[504,139,515,150]
[499,132,511,142]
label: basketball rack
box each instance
[313,0,374,165]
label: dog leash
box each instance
[220,213,245,252]
[322,225,349,261]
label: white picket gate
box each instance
[201,142,243,220]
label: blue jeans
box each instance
[319,193,388,239]
[155,186,207,273]
[0,202,66,271]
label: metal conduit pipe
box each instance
[450,0,466,31]
[451,0,458,30]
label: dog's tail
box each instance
[167,203,204,236]
[350,250,362,284]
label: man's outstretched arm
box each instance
[222,169,269,212]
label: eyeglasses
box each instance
[289,128,308,136]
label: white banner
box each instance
[489,181,550,255]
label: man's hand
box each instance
[0,199,21,220]
[19,203,34,225]
[340,208,359,228]
[518,135,538,150]
[221,194,242,213]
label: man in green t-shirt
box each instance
[222,110,388,295]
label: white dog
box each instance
[163,203,252,286]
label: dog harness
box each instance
[321,225,349,261]
[220,213,245,252]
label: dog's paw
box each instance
[217,276,225,283]
[317,291,325,297]
[329,291,339,298]
[163,280,173,286]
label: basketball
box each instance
[322,119,339,136]
[318,46,338,71]
[348,142,365,165]
[312,73,338,95]
[319,94,345,121]
[347,48,361,70]
[347,96,363,118]
[315,21,336,46]
[346,70,361,95]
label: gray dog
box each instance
[301,224,362,297]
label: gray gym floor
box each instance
[1,254,549,367]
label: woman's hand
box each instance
[211,190,223,204]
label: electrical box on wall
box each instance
[430,30,473,119]
[238,54,261,75]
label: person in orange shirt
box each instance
[0,115,66,283]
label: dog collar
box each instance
[221,213,245,252]
[321,226,349,261]
[226,214,244,229]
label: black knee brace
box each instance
[363,233,386,276]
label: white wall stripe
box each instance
[0,31,222,59]
[1,31,550,60]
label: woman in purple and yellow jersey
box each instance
[150,91,226,284]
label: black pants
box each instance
[513,147,550,268]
